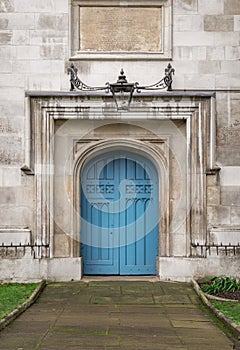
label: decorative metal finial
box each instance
[117,69,128,84]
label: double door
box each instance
[81,152,159,275]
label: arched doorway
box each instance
[80,151,159,275]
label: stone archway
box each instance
[72,137,170,264]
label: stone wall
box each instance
[0,0,69,231]
[0,0,239,279]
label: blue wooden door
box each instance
[81,152,158,275]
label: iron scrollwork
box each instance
[68,63,110,93]
[68,63,175,93]
[135,63,175,92]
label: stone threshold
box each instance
[81,275,160,282]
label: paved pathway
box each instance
[0,280,233,349]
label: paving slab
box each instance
[0,280,234,349]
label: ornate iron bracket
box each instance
[67,63,175,94]
[67,63,175,110]
[68,64,110,93]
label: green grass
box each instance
[0,283,38,319]
[212,301,240,326]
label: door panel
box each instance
[81,152,159,275]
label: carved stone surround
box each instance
[25,92,215,263]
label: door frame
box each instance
[73,138,170,273]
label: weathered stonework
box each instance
[0,0,239,281]
[204,15,234,32]
[80,6,162,52]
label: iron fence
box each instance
[191,242,240,256]
[0,242,49,258]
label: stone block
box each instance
[54,234,70,258]
[0,59,11,72]
[184,74,215,90]
[40,44,67,60]
[0,46,15,59]
[218,127,237,145]
[214,32,239,47]
[198,0,224,15]
[0,100,24,117]
[207,174,219,187]
[13,0,55,13]
[204,15,234,32]
[171,233,187,256]
[0,31,11,44]
[0,135,23,165]
[30,30,68,45]
[46,258,82,282]
[174,32,214,46]
[174,61,198,74]
[55,0,68,13]
[221,186,240,206]
[230,207,240,225]
[0,257,82,282]
[12,30,29,45]
[174,0,198,14]
[0,74,25,88]
[209,226,240,245]
[225,45,240,60]
[207,186,220,205]
[0,207,32,226]
[230,98,240,126]
[0,86,24,101]
[0,13,35,29]
[174,46,206,60]
[221,61,240,74]
[16,45,40,60]
[217,146,240,165]
[0,17,8,29]
[207,205,230,225]
[0,187,16,204]
[198,61,221,74]
[15,187,34,206]
[36,13,68,31]
[224,0,240,15]
[27,73,61,90]
[13,60,64,74]
[216,92,229,128]
[234,15,240,31]
[206,47,225,60]
[0,228,31,245]
[0,168,3,186]
[0,0,14,12]
[2,167,21,187]
[220,167,240,186]
[216,74,240,89]
[172,14,204,32]
[159,256,239,282]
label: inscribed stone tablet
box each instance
[79,6,162,52]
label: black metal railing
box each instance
[0,242,50,259]
[191,242,240,256]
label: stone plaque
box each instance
[79,6,162,52]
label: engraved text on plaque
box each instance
[79,6,162,53]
